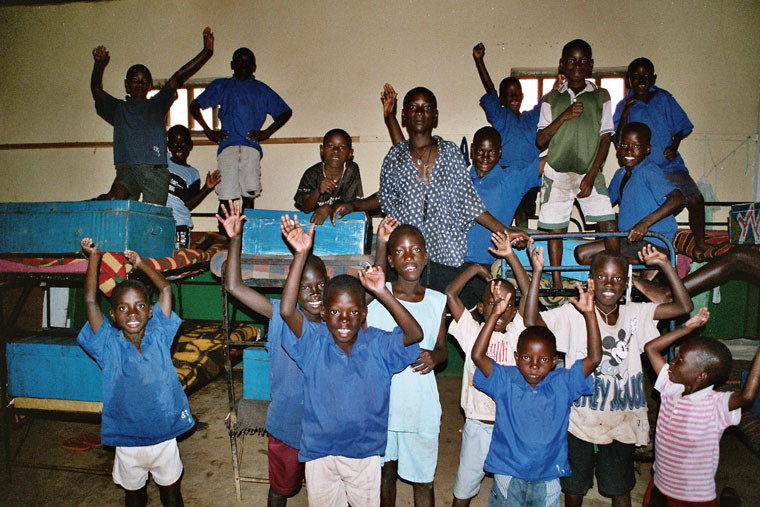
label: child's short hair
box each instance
[322,128,352,149]
[388,224,426,252]
[621,122,652,145]
[323,274,365,308]
[482,278,516,301]
[473,126,502,147]
[304,254,327,278]
[232,47,255,61]
[498,76,521,98]
[517,326,557,355]
[590,249,629,274]
[110,279,150,305]
[562,39,593,59]
[167,124,191,141]
[403,87,437,109]
[685,337,733,388]
[628,57,655,74]
[126,64,152,83]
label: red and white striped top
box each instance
[653,365,741,502]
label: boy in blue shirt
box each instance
[279,215,423,507]
[91,28,214,205]
[190,47,292,213]
[614,57,706,256]
[216,201,325,506]
[471,267,601,506]
[473,42,543,228]
[78,239,193,506]
[574,122,685,265]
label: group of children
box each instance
[80,29,760,507]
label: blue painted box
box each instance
[242,348,270,400]
[0,200,175,257]
[242,209,368,256]
[7,335,103,402]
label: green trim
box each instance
[584,214,616,223]
[537,221,570,230]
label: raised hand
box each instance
[528,239,545,271]
[569,279,595,314]
[92,46,109,65]
[280,214,314,254]
[488,230,513,258]
[357,264,386,294]
[490,281,512,316]
[202,27,214,52]
[215,200,247,238]
[684,307,709,329]
[124,249,143,269]
[553,73,566,91]
[377,216,400,243]
[381,83,398,118]
[205,169,222,189]
[472,42,485,60]
[637,243,667,266]
[80,237,100,257]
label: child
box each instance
[525,245,693,506]
[446,231,533,506]
[614,57,707,255]
[644,308,760,505]
[293,128,364,225]
[166,125,222,249]
[91,28,214,205]
[366,222,447,505]
[473,42,543,228]
[279,215,423,507]
[190,47,292,211]
[216,201,326,505]
[574,122,685,265]
[472,274,602,506]
[78,239,193,506]
[536,39,617,287]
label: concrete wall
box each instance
[1,0,758,230]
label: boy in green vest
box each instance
[536,39,617,288]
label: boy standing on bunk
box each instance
[78,239,193,506]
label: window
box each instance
[147,79,219,134]
[511,68,628,113]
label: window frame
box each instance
[511,67,629,111]
[149,77,221,135]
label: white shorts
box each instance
[216,145,262,200]
[112,438,183,491]
[382,430,439,483]
[453,418,494,500]
[538,163,615,229]
[305,455,381,507]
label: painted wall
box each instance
[1,0,758,230]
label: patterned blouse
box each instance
[379,136,485,267]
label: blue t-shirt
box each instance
[95,83,176,166]
[167,158,200,228]
[465,165,542,264]
[281,322,419,462]
[608,159,679,249]
[612,87,693,173]
[194,76,291,156]
[77,309,193,447]
[480,91,542,171]
[265,299,308,449]
[473,360,593,481]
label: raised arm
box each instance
[382,84,405,145]
[644,307,709,375]
[567,280,602,376]
[626,190,685,243]
[640,245,693,319]
[216,201,273,318]
[359,266,422,346]
[472,43,496,95]
[81,238,104,333]
[446,263,491,321]
[615,97,636,148]
[90,46,110,103]
[167,27,214,90]
[185,170,222,211]
[536,102,584,151]
[374,216,399,275]
[729,341,760,411]
[279,215,314,338]
[472,284,512,377]
[523,242,546,327]
[489,231,531,314]
[124,249,172,317]
[474,211,528,248]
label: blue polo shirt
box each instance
[281,322,419,462]
[608,159,679,249]
[77,309,193,447]
[612,86,693,173]
[473,360,592,481]
[265,299,308,449]
[480,91,542,171]
[194,76,291,156]
[465,165,542,264]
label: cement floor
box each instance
[4,373,759,506]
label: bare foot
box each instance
[692,243,708,261]
[633,277,672,303]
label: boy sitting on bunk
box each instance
[166,125,221,249]
[217,201,327,505]
[293,128,364,225]
[279,214,423,506]
[574,122,684,265]
[78,238,193,506]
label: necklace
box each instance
[411,142,434,181]
[321,162,345,196]
[594,304,618,325]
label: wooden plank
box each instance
[14,397,103,413]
